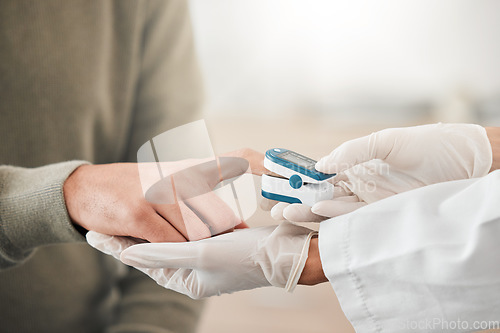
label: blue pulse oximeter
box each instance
[261,148,336,206]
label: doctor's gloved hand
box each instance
[273,123,493,222]
[88,222,317,299]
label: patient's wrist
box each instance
[485,127,500,172]
[298,237,328,285]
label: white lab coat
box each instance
[319,170,500,332]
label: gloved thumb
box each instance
[315,131,392,174]
[311,198,366,218]
[282,204,326,222]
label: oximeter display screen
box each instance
[278,151,317,169]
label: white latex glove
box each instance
[87,222,316,299]
[273,123,493,222]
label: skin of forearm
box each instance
[485,127,500,172]
[298,237,328,285]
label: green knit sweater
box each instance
[0,1,204,332]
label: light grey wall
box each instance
[190,0,500,124]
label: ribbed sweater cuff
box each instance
[0,161,89,260]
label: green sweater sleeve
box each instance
[122,0,204,162]
[0,161,88,268]
[106,2,206,332]
[106,268,205,333]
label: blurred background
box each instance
[188,1,500,332]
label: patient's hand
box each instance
[66,148,263,242]
[221,148,268,175]
[271,123,494,222]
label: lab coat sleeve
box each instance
[121,0,204,163]
[105,267,205,333]
[0,161,89,269]
[319,170,500,333]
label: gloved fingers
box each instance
[121,241,201,269]
[315,131,393,174]
[260,197,279,211]
[331,171,349,182]
[330,173,355,198]
[334,195,361,203]
[151,269,205,300]
[264,178,356,221]
[282,204,327,223]
[335,179,356,196]
[86,231,138,260]
[131,266,189,297]
[86,231,116,255]
[311,199,366,218]
[271,202,289,220]
[122,225,278,269]
[333,183,353,198]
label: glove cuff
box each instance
[285,230,318,292]
[476,125,494,175]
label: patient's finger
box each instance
[215,227,235,236]
[219,148,265,176]
[154,201,210,241]
[184,190,241,236]
[283,204,326,223]
[217,157,249,183]
[235,222,249,229]
[312,199,366,218]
